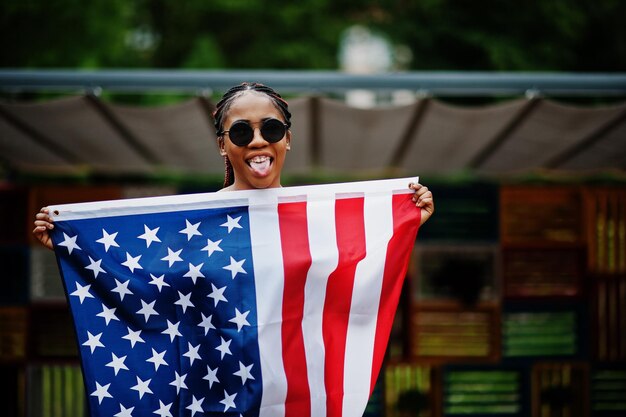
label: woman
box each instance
[33,82,434,246]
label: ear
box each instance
[218,137,227,156]
[285,130,291,151]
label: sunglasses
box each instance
[219,118,289,147]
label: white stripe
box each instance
[49,177,417,221]
[249,200,287,417]
[302,195,339,417]
[342,191,393,417]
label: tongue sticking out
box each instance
[248,157,272,176]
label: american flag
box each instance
[50,178,421,417]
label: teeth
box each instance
[248,156,270,163]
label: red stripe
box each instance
[323,197,366,417]
[278,201,312,417]
[370,193,421,391]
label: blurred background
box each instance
[1,1,625,416]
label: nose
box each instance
[247,127,268,147]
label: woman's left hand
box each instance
[409,183,434,226]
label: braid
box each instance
[212,82,291,187]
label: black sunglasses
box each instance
[219,118,289,147]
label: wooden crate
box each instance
[0,185,29,244]
[413,244,499,305]
[0,245,29,305]
[500,186,584,245]
[0,307,28,361]
[531,362,589,417]
[592,274,626,362]
[591,367,626,416]
[26,363,86,417]
[503,309,580,358]
[583,187,626,274]
[410,301,500,363]
[502,247,585,298]
[442,366,525,416]
[384,363,436,417]
[29,246,66,302]
[28,305,77,358]
[417,183,499,242]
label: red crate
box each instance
[500,186,584,246]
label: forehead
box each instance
[224,91,282,123]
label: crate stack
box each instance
[376,182,626,417]
[0,184,181,417]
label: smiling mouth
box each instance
[246,155,273,176]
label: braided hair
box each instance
[213,82,292,188]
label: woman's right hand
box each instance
[33,207,54,250]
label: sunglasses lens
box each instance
[261,119,286,143]
[228,122,253,146]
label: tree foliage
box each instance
[2,0,625,71]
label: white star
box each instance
[179,219,202,241]
[153,400,173,417]
[137,224,161,247]
[96,229,119,252]
[186,395,205,417]
[169,371,188,394]
[201,238,223,257]
[203,365,220,388]
[161,320,182,342]
[223,256,247,279]
[183,342,202,366]
[220,390,237,412]
[112,278,133,301]
[233,361,255,385]
[70,281,93,304]
[106,352,128,375]
[85,256,106,278]
[83,331,104,353]
[174,291,195,313]
[122,327,145,348]
[183,262,205,284]
[207,283,228,307]
[229,308,250,332]
[136,300,159,322]
[58,232,81,254]
[221,215,242,233]
[161,247,183,267]
[149,274,170,292]
[121,252,143,273]
[146,348,168,371]
[114,404,134,417]
[198,313,215,335]
[97,303,119,325]
[90,381,112,404]
[130,376,153,399]
[215,337,232,360]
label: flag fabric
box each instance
[49,177,421,417]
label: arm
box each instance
[32,207,55,250]
[409,183,434,226]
